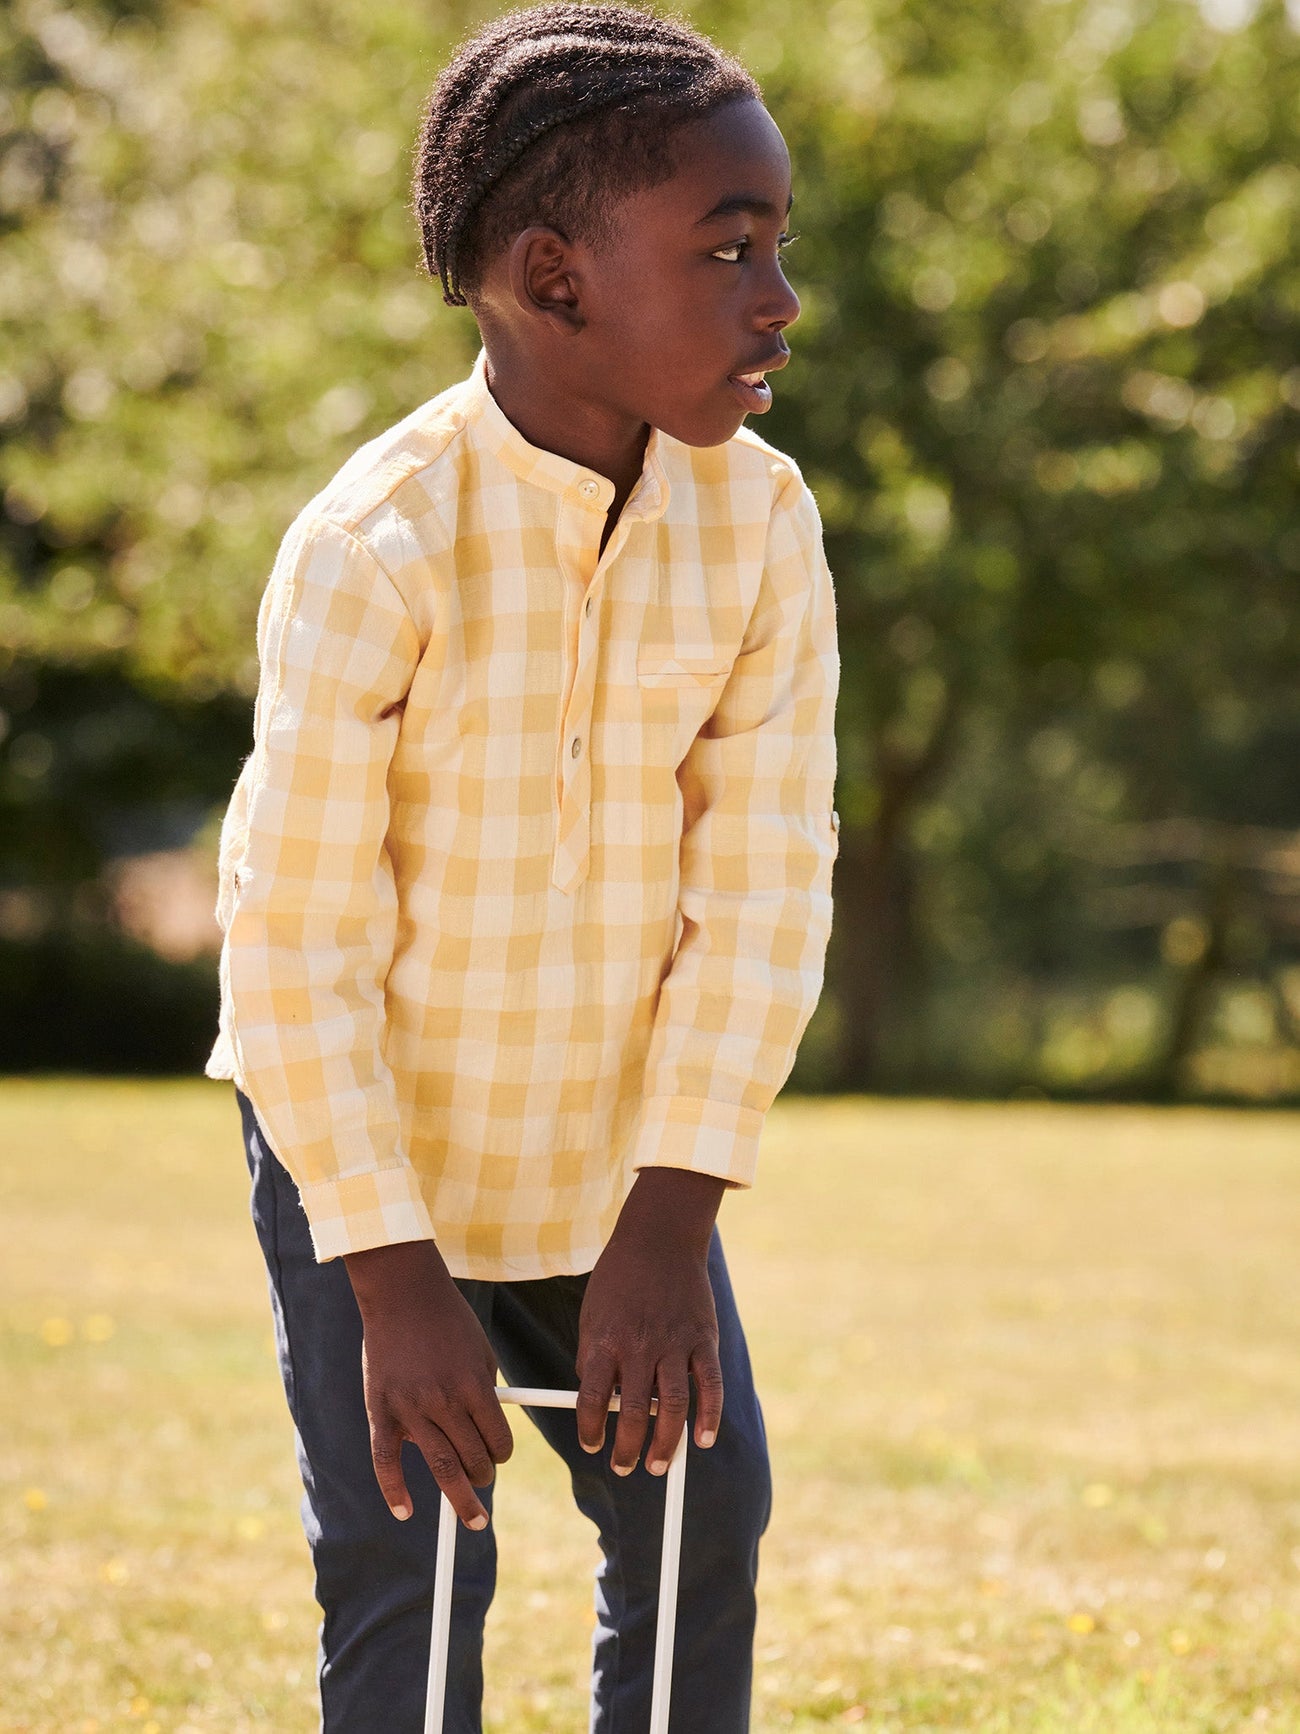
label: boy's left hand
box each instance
[575,1167,727,1476]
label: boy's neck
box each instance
[482,343,651,526]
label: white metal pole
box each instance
[649,1426,688,1734]
[422,1490,458,1734]
[496,1386,659,1413]
[423,1387,682,1734]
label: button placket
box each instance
[555,629,596,889]
[551,495,604,893]
[553,689,593,892]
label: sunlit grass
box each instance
[2,1081,1299,1731]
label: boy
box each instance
[208,5,838,1730]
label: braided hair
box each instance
[413,4,758,306]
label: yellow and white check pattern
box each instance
[208,352,839,1278]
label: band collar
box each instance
[462,349,670,523]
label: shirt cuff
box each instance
[297,1164,437,1263]
[628,1095,765,1189]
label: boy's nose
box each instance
[759,267,800,332]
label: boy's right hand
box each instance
[342,1240,513,1530]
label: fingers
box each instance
[409,1419,490,1529]
[372,1406,490,1529]
[436,1407,500,1491]
[690,1342,724,1451]
[469,1385,515,1471]
[580,1344,724,1474]
[610,1362,654,1475]
[645,1359,691,1476]
[369,1410,415,1522]
[371,1386,513,1530]
[645,1343,723,1473]
[576,1347,618,1455]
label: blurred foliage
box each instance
[746,0,1300,1093]
[0,0,481,690]
[0,926,216,1070]
[1,0,1298,1091]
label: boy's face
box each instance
[496,98,801,449]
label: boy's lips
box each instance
[726,349,790,415]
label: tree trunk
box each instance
[828,693,962,1091]
[1148,859,1235,1098]
[827,825,912,1090]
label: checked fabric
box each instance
[207,352,839,1278]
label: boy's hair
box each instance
[413,3,757,306]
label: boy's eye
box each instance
[710,231,800,265]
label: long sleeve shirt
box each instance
[207,351,839,1279]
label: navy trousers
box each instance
[238,1091,771,1733]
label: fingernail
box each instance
[579,1439,601,1454]
[468,1514,488,1531]
[389,1502,412,1521]
[613,1463,635,1477]
[699,1430,716,1448]
[648,1459,668,1476]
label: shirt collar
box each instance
[460,349,670,524]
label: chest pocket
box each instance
[623,647,735,777]
[637,649,733,688]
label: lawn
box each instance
[1,1081,1298,1733]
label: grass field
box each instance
[2,1081,1299,1733]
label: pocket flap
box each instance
[637,650,732,687]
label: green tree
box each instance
[738,0,1300,1088]
[2,0,1297,1090]
[1,0,482,910]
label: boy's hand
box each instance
[575,1167,727,1477]
[343,1240,513,1529]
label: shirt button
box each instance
[578,478,600,499]
[571,736,582,759]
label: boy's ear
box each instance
[507,226,585,333]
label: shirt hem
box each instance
[437,1243,606,1283]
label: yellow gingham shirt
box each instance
[207,352,839,1278]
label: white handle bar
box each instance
[423,1386,687,1734]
